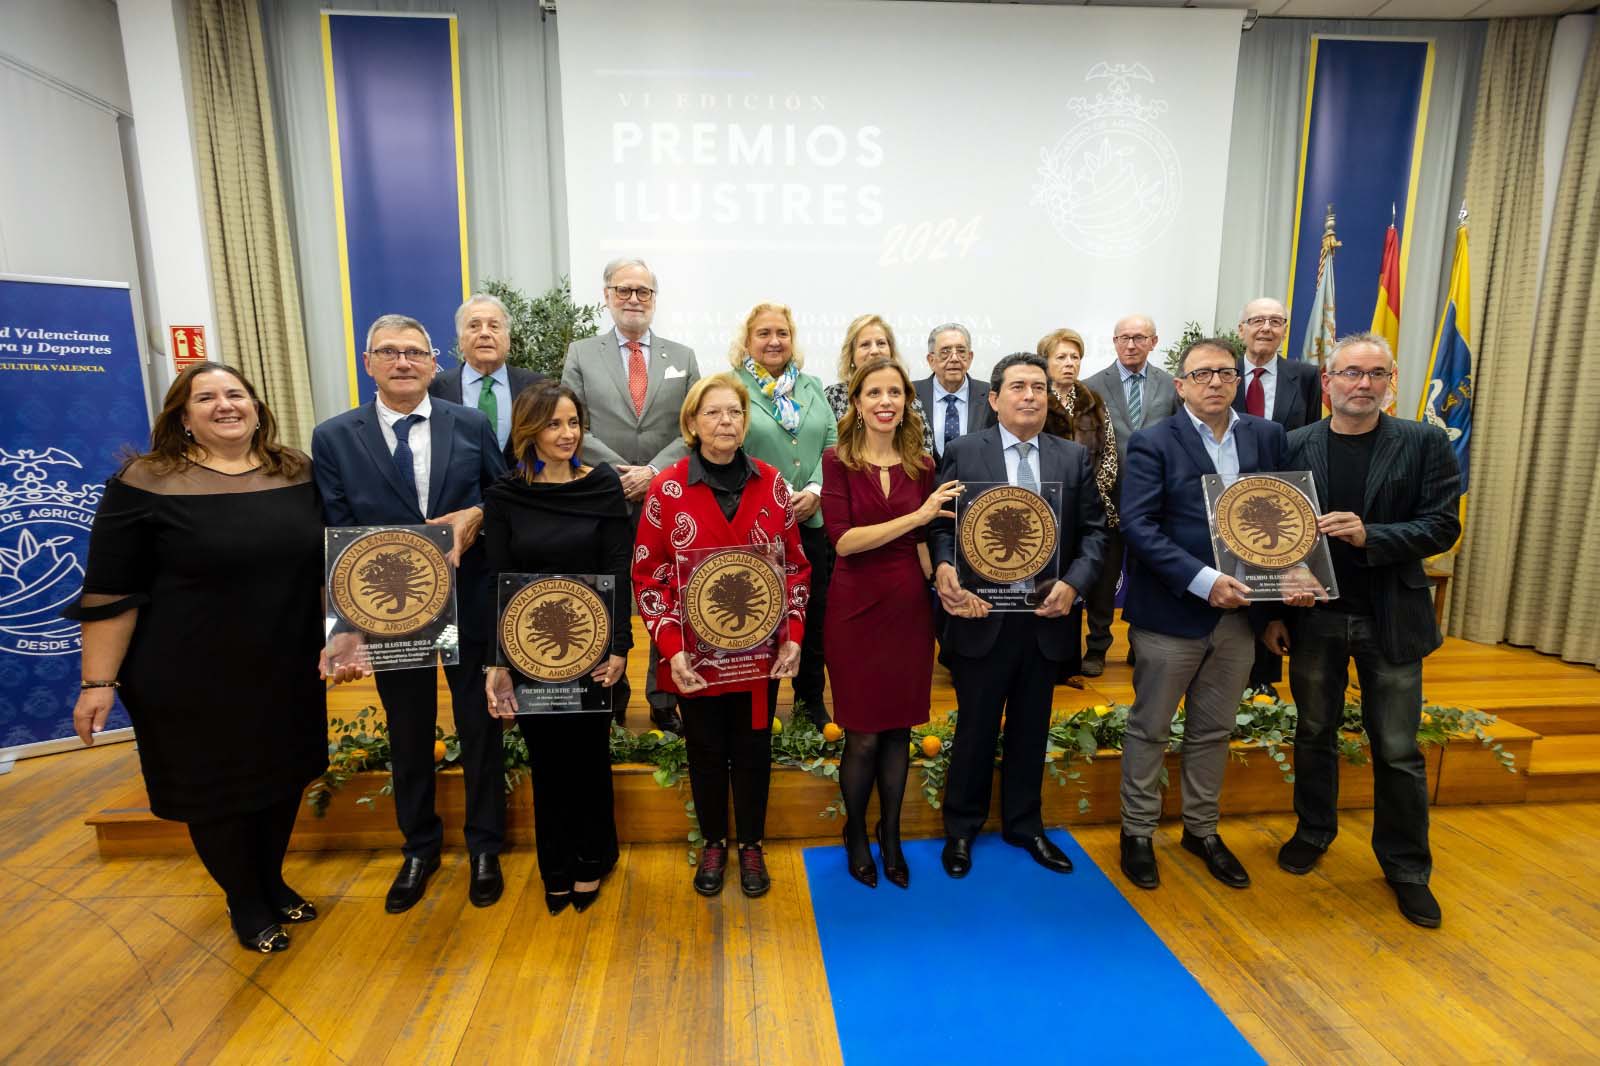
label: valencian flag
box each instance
[1298,206,1339,415]
[1419,213,1473,550]
[1370,219,1401,413]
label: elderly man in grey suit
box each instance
[914,323,995,464]
[1080,314,1179,675]
[429,293,545,456]
[562,257,699,733]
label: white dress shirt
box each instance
[461,363,511,447]
[616,327,653,375]
[376,393,432,516]
[931,377,969,455]
[1244,357,1277,421]
[1183,405,1241,600]
[996,422,1041,489]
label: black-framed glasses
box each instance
[1328,367,1394,383]
[1243,315,1287,329]
[1181,367,1240,384]
[367,346,437,364]
[1114,333,1153,345]
[607,285,655,301]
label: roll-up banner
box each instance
[322,11,470,406]
[0,275,150,761]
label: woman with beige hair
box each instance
[822,313,936,456]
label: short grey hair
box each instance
[602,257,658,289]
[927,323,971,352]
[365,313,432,354]
[454,293,510,337]
[1326,331,1395,372]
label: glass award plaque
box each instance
[676,542,785,686]
[324,525,459,672]
[1201,471,1340,603]
[954,482,1063,611]
[495,573,615,715]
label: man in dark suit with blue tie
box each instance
[312,313,509,913]
[929,353,1107,879]
[1117,338,1306,892]
[1265,333,1461,928]
[428,293,544,461]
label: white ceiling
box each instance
[1001,0,1596,17]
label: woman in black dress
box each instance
[67,362,328,953]
[483,381,631,916]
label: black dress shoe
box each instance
[738,844,770,898]
[571,886,600,913]
[270,888,317,923]
[1080,655,1105,678]
[1004,833,1074,874]
[1180,830,1251,888]
[468,853,503,908]
[650,704,684,734]
[941,837,972,879]
[844,825,877,889]
[694,842,728,896]
[1120,832,1159,889]
[545,891,571,916]
[236,922,290,953]
[1277,836,1325,875]
[1388,880,1442,928]
[385,855,441,913]
[876,822,909,889]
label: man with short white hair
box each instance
[563,257,700,733]
[1266,332,1460,929]
[429,293,545,453]
[914,323,994,464]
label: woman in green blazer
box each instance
[730,302,837,726]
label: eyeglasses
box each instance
[1243,316,1288,329]
[367,347,437,364]
[607,285,655,302]
[1180,367,1240,384]
[1114,333,1153,345]
[934,346,971,359]
[1327,367,1394,383]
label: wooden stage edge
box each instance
[86,627,1600,857]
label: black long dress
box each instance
[65,458,328,821]
[481,462,633,891]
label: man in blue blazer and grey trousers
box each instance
[1118,337,1311,892]
[312,313,508,914]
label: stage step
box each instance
[1483,699,1600,737]
[1526,734,1600,803]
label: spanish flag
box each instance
[1419,218,1473,550]
[1370,222,1401,413]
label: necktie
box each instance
[477,375,498,437]
[626,340,648,416]
[1246,367,1266,417]
[392,414,424,508]
[1015,440,1038,494]
[942,394,960,453]
[1127,372,1144,428]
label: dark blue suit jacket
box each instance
[1120,410,1288,639]
[311,398,507,643]
[928,426,1108,660]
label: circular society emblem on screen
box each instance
[683,550,785,652]
[958,486,1058,585]
[500,578,609,683]
[1214,476,1319,570]
[330,528,451,636]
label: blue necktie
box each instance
[1127,372,1144,428]
[1015,440,1038,494]
[942,394,960,453]
[392,413,424,508]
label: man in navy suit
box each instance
[428,293,544,459]
[929,353,1107,879]
[1232,297,1323,696]
[914,323,995,464]
[1117,338,1309,892]
[313,313,508,913]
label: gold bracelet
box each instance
[80,680,121,690]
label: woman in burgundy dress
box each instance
[822,358,963,888]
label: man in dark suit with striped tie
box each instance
[1265,333,1461,929]
[428,293,544,461]
[1232,297,1323,696]
[914,323,995,464]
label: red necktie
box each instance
[1246,367,1266,417]
[626,340,647,416]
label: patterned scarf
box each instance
[744,355,802,435]
[1061,384,1120,529]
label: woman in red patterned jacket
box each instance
[632,372,810,899]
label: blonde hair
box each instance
[726,302,805,370]
[1036,328,1085,361]
[836,313,899,383]
[679,373,751,448]
[833,358,927,480]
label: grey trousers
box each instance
[1120,611,1255,837]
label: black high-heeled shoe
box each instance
[876,821,910,889]
[545,891,571,916]
[844,824,877,889]
[571,887,600,913]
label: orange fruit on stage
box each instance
[822,722,844,742]
[921,734,942,757]
[1092,704,1112,717]
[1252,694,1275,705]
[433,739,447,762]
[771,715,784,735]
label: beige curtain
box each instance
[188,0,317,449]
[1503,28,1600,666]
[1447,20,1555,645]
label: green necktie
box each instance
[477,375,498,436]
